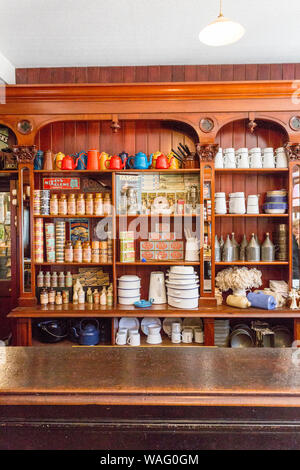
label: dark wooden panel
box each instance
[51,67,65,83]
[123,66,135,83]
[245,64,258,80]
[221,64,234,81]
[75,67,87,83]
[148,66,160,82]
[172,65,185,81]
[64,67,76,83]
[160,65,172,82]
[184,65,197,81]
[282,63,295,80]
[134,66,148,82]
[257,64,270,80]
[15,68,28,84]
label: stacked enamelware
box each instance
[118,274,141,305]
[214,320,230,347]
[166,266,199,309]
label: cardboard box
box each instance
[154,241,169,250]
[140,250,155,261]
[140,240,155,251]
[155,250,169,261]
[169,240,184,250]
[169,250,184,260]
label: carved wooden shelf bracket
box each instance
[12,145,37,163]
[284,142,300,160]
[196,143,219,161]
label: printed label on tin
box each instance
[43,178,80,190]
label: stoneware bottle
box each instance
[215,235,221,262]
[231,232,240,261]
[261,232,275,262]
[246,233,260,262]
[239,234,248,261]
[222,234,234,262]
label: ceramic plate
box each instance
[162,317,183,336]
[119,317,140,330]
[141,317,162,335]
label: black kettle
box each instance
[35,320,68,343]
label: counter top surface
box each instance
[0,347,300,406]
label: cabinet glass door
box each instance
[292,164,300,288]
[0,192,11,281]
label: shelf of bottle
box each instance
[34,262,113,266]
[215,168,289,174]
[116,214,199,218]
[115,261,199,266]
[33,214,112,218]
[215,213,289,217]
[215,261,288,266]
[34,169,201,174]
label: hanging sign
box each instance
[42,177,80,190]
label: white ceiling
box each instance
[0,0,299,68]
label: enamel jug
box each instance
[214,148,224,168]
[263,148,275,168]
[275,147,288,168]
[72,319,100,346]
[34,150,44,170]
[236,148,249,169]
[74,150,87,170]
[61,154,78,170]
[106,155,127,170]
[155,153,174,169]
[99,152,111,170]
[87,149,100,170]
[54,152,65,170]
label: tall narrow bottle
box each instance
[231,232,240,261]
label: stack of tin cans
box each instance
[55,221,66,263]
[45,223,55,262]
[273,224,288,261]
[34,218,44,263]
[33,190,50,215]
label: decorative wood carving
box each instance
[196,143,219,161]
[248,119,257,134]
[12,145,37,163]
[111,115,120,133]
[284,142,300,160]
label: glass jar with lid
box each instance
[94,193,103,216]
[83,241,92,263]
[67,193,76,215]
[85,194,94,216]
[50,194,59,215]
[58,194,68,216]
[64,241,74,262]
[76,194,85,216]
[74,240,83,263]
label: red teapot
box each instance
[106,155,127,170]
[61,155,79,170]
[155,153,175,170]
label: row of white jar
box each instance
[215,147,288,169]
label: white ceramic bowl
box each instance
[168,295,199,309]
[118,287,140,297]
[169,266,195,275]
[118,295,140,305]
[167,286,199,298]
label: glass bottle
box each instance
[74,241,83,263]
[67,193,76,216]
[103,194,111,216]
[83,241,92,263]
[73,289,78,305]
[94,193,103,216]
[58,194,68,216]
[100,286,107,306]
[261,232,275,262]
[55,291,62,305]
[76,194,85,216]
[62,289,69,304]
[37,271,44,288]
[51,271,58,287]
[65,271,73,287]
[107,284,113,306]
[44,271,51,288]
[49,288,56,304]
[50,194,59,215]
[58,271,65,288]
[87,287,93,304]
[85,194,94,216]
[64,241,73,262]
[40,289,49,305]
[78,288,85,304]
[93,289,100,305]
[92,241,100,263]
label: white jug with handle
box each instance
[263,148,275,168]
[214,148,224,168]
[275,147,288,168]
[236,148,249,168]
[249,148,262,168]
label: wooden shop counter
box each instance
[1,347,300,449]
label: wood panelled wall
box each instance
[15,63,300,84]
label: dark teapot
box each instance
[119,151,129,169]
[71,319,100,346]
[35,320,68,343]
[34,150,44,170]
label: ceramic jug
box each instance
[215,192,227,214]
[236,148,249,169]
[229,192,246,214]
[224,148,236,168]
[275,147,288,168]
[247,194,260,214]
[263,148,275,168]
[148,271,166,304]
[249,148,262,168]
[214,148,224,169]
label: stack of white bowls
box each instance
[118,275,141,305]
[165,266,199,309]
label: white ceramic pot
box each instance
[167,286,199,298]
[165,279,199,287]
[169,266,195,275]
[118,287,140,297]
[118,276,141,289]
[118,295,140,305]
[215,192,227,214]
[168,295,199,309]
[166,273,199,281]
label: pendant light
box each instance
[199,0,245,47]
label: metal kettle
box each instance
[72,319,100,346]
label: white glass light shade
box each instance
[199,15,245,46]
